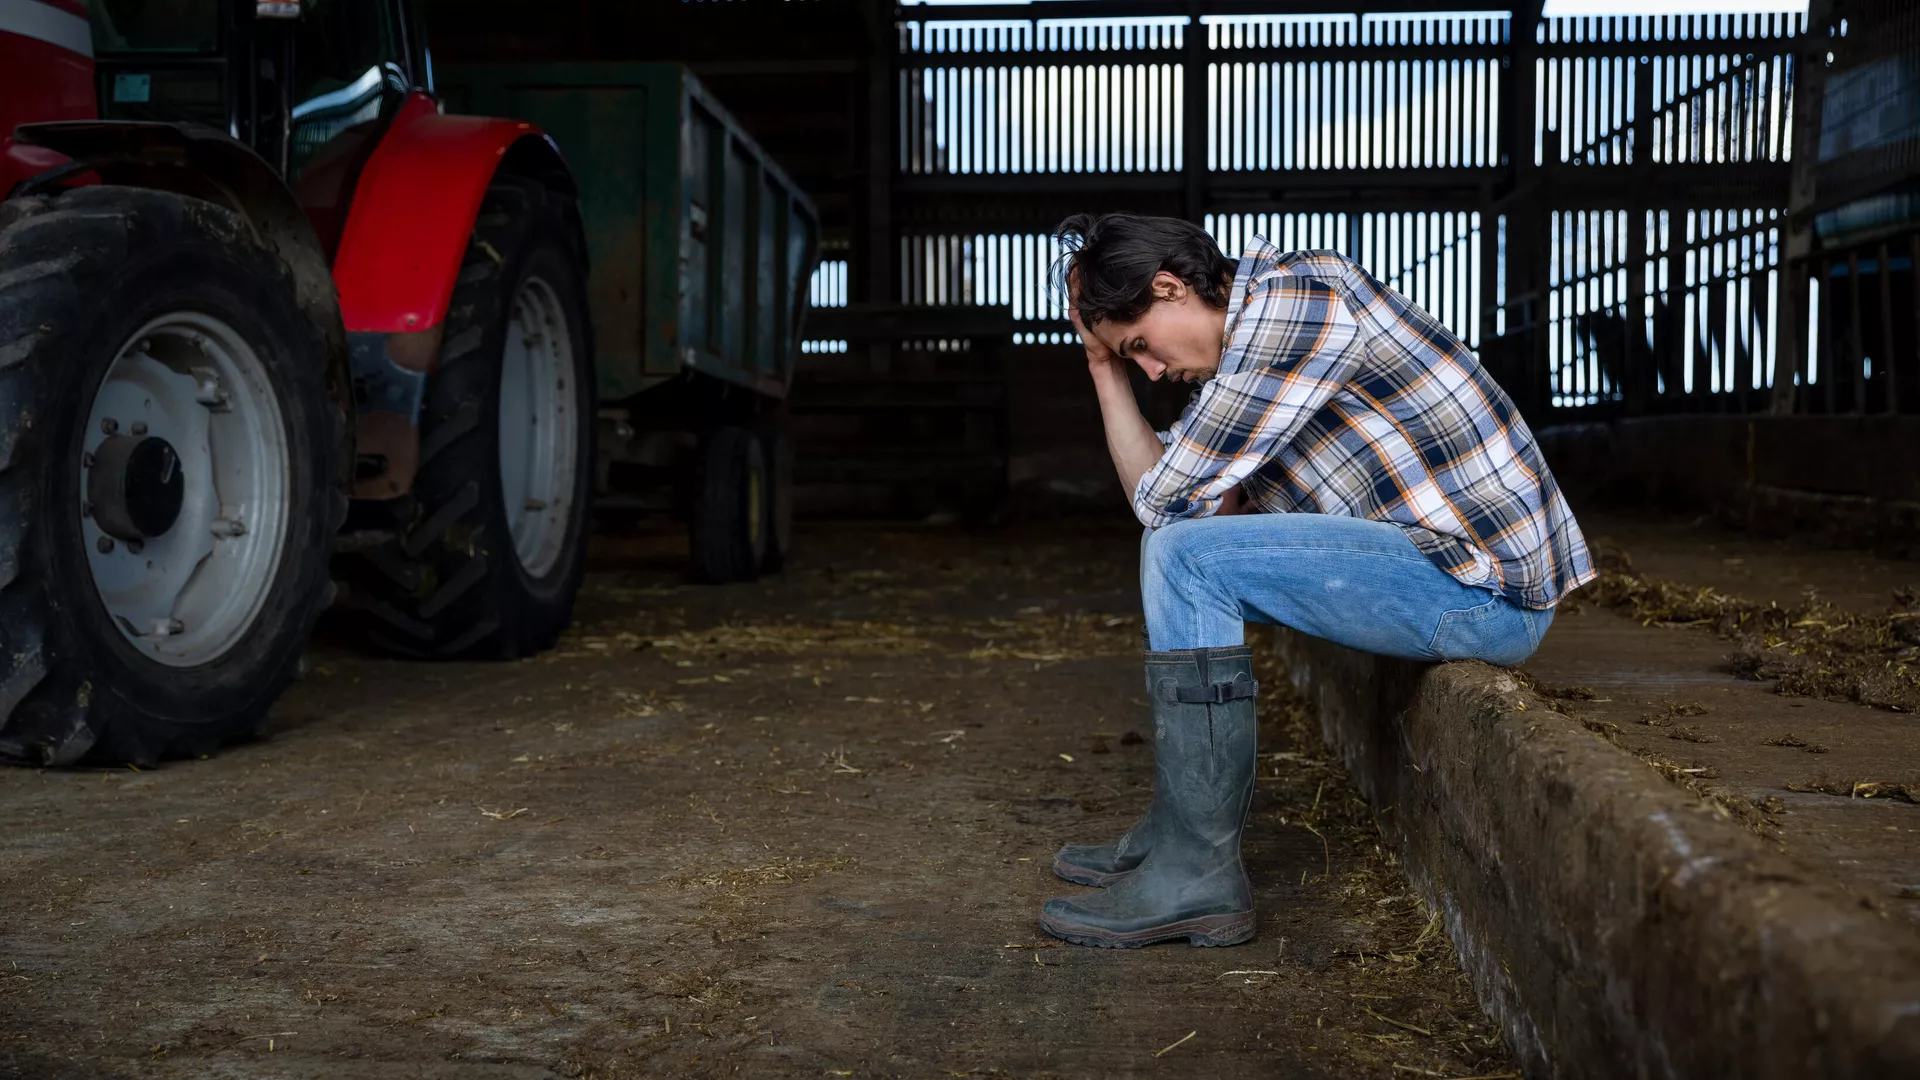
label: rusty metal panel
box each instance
[756,171,781,375]
[519,85,648,396]
[719,140,751,371]
[684,98,716,364]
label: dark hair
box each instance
[1051,213,1237,327]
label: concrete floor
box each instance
[0,523,1512,1080]
[1577,511,1919,614]
[1526,512,1920,927]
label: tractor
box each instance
[0,0,595,765]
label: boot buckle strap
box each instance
[1162,673,1258,705]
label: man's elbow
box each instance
[1131,491,1198,529]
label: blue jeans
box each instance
[1140,514,1554,665]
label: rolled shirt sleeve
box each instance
[1131,275,1366,528]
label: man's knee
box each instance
[1141,521,1208,589]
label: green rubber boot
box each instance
[1051,637,1183,887]
[1039,646,1259,948]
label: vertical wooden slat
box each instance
[1847,250,1865,413]
[1911,233,1920,416]
[1681,216,1699,402]
[1182,7,1203,216]
[1877,242,1898,415]
[1771,247,1804,414]
[1819,259,1836,414]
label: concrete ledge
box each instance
[1277,630,1920,1079]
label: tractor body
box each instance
[0,0,597,763]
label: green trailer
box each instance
[440,62,820,581]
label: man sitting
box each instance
[1041,212,1593,949]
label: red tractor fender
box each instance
[0,0,96,194]
[333,92,575,335]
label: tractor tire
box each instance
[757,419,794,574]
[689,425,769,584]
[347,178,594,659]
[0,187,345,766]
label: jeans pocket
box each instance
[1428,594,1532,665]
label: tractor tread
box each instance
[0,330,47,371]
[439,617,504,658]
[441,325,485,365]
[416,395,480,468]
[418,554,489,620]
[0,195,51,232]
[0,254,82,295]
[360,599,435,643]
[0,631,47,719]
[362,545,423,591]
[340,176,592,661]
[401,481,479,559]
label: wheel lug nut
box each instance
[127,539,144,554]
[131,421,148,436]
[96,536,114,554]
[101,418,118,435]
[194,372,230,411]
[82,452,94,469]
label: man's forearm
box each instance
[1091,363,1165,497]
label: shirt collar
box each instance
[1220,237,1284,373]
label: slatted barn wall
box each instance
[806,3,1821,421]
[869,9,1514,355]
[1532,12,1803,412]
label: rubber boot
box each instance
[1051,634,1178,887]
[1038,646,1259,948]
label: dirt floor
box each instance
[0,522,1516,1080]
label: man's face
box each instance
[1088,271,1228,384]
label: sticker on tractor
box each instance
[112,73,151,104]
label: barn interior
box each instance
[2,2,1917,1078]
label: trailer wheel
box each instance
[757,421,794,574]
[689,426,769,583]
[349,178,594,659]
[0,187,344,765]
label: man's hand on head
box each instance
[1072,262,1165,500]
[1067,269,1122,377]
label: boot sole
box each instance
[1051,856,1131,888]
[1038,909,1255,949]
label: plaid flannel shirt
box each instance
[1136,241,1594,610]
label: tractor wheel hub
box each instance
[89,434,185,541]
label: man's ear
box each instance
[1151,270,1187,302]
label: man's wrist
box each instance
[1088,356,1130,388]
